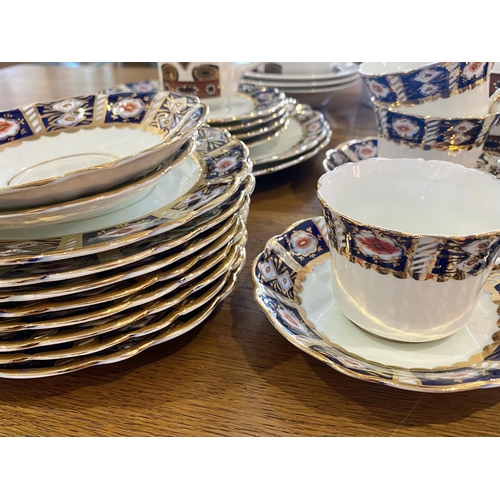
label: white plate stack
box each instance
[242,62,360,108]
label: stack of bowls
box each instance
[242,62,360,108]
[0,90,254,379]
[105,79,332,178]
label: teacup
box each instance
[359,62,499,117]
[157,62,258,111]
[317,157,500,343]
[372,98,500,168]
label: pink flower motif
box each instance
[355,144,376,159]
[112,97,144,118]
[0,118,20,140]
[290,230,318,256]
[368,80,390,98]
[213,156,238,173]
[392,118,421,139]
[354,230,403,261]
[463,62,486,80]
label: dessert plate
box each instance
[322,137,500,179]
[249,104,331,167]
[0,250,245,378]
[0,137,196,229]
[252,216,500,393]
[0,178,253,288]
[0,216,245,317]
[253,133,332,177]
[0,127,250,265]
[0,239,244,332]
[0,198,249,302]
[102,80,288,126]
[0,240,245,357]
[0,91,208,210]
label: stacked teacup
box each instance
[358,62,500,168]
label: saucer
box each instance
[252,216,500,393]
[249,104,331,168]
[322,137,500,179]
[0,127,250,265]
[253,134,332,177]
[0,91,207,210]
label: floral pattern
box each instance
[321,201,500,282]
[112,97,145,119]
[51,99,84,113]
[253,215,500,392]
[0,118,20,141]
[360,62,491,105]
[289,230,319,257]
[391,117,421,139]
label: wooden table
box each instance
[0,63,499,437]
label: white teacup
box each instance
[157,62,258,111]
[372,98,500,168]
[359,62,500,118]
[317,157,500,343]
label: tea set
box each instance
[253,62,500,393]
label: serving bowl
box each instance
[0,91,208,210]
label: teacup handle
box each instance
[488,88,500,115]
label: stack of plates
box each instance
[102,80,332,177]
[0,91,254,379]
[242,62,360,108]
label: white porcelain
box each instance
[372,98,500,168]
[317,157,500,342]
[253,220,500,392]
[253,134,331,177]
[251,62,358,80]
[249,104,330,166]
[0,127,251,265]
[0,251,246,378]
[359,62,498,118]
[0,91,208,210]
[242,73,359,88]
[0,138,196,228]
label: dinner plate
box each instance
[102,80,288,126]
[0,91,208,210]
[242,73,359,89]
[0,216,245,317]
[322,136,500,179]
[252,216,500,393]
[0,191,251,297]
[0,127,251,265]
[0,137,196,229]
[0,249,245,378]
[0,238,244,332]
[0,177,253,288]
[248,62,359,82]
[249,104,330,167]
[0,239,245,354]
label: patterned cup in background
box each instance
[157,62,258,111]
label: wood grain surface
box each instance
[0,63,499,437]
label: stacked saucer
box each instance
[0,91,254,379]
[242,62,360,108]
[103,80,332,177]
